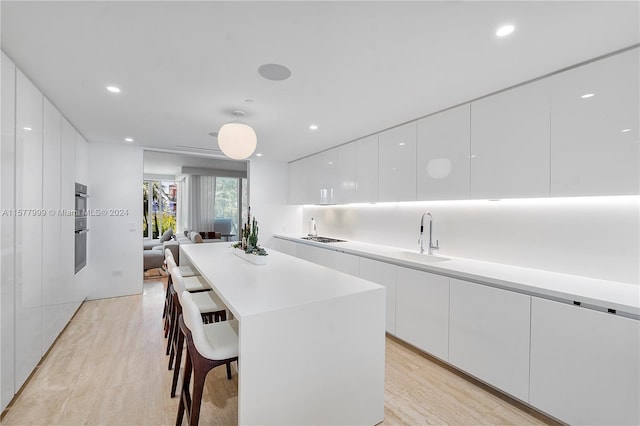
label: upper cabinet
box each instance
[417,104,470,200]
[378,122,417,201]
[309,148,338,204]
[288,157,310,205]
[338,134,379,203]
[470,79,551,199]
[549,48,639,196]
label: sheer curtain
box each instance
[187,175,216,232]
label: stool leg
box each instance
[189,363,208,426]
[226,361,232,380]
[171,330,185,398]
[176,348,192,426]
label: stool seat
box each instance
[176,265,198,277]
[183,275,210,292]
[191,291,225,315]
[201,319,239,360]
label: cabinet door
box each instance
[1,51,16,411]
[296,243,334,268]
[378,122,417,201]
[449,279,530,401]
[359,258,396,335]
[309,148,338,204]
[60,118,77,302]
[417,104,470,200]
[333,251,359,277]
[269,238,298,257]
[355,135,379,202]
[550,48,639,196]
[338,135,379,204]
[396,267,449,360]
[15,70,44,390]
[338,142,357,203]
[470,80,550,199]
[42,99,63,352]
[288,158,310,204]
[530,298,640,425]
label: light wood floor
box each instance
[1,277,559,425]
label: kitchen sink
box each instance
[399,251,450,264]
[301,236,347,243]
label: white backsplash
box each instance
[302,196,639,285]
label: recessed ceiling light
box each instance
[309,124,318,130]
[581,93,595,99]
[328,161,333,165]
[23,127,32,131]
[256,153,263,157]
[106,86,121,93]
[258,63,292,81]
[621,129,631,133]
[496,24,515,37]
[124,137,134,142]
[398,142,405,146]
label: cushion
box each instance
[192,233,203,244]
[159,228,174,243]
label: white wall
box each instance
[303,196,639,285]
[248,159,302,248]
[86,142,143,299]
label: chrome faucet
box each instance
[419,212,439,255]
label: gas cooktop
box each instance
[301,236,347,243]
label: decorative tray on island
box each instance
[233,247,268,265]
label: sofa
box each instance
[143,229,223,271]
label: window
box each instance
[143,180,177,239]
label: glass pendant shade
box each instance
[217,122,257,160]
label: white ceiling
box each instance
[2,1,638,163]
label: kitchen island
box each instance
[180,243,385,426]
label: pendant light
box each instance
[217,110,257,160]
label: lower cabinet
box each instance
[359,258,396,335]
[395,267,449,361]
[296,243,359,277]
[529,297,640,426]
[269,238,298,257]
[449,279,531,402]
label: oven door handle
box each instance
[75,229,89,234]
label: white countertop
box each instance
[180,242,383,319]
[274,234,640,317]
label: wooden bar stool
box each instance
[164,255,209,338]
[176,291,238,426]
[168,267,227,397]
[164,249,200,323]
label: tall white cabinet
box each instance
[1,51,17,411]
[15,70,44,388]
[1,53,87,411]
[470,79,551,199]
[549,48,639,196]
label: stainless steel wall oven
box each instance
[75,183,88,273]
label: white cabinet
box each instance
[549,48,639,196]
[449,279,531,402]
[309,148,338,204]
[60,118,78,303]
[42,99,63,352]
[417,104,470,200]
[288,158,310,204]
[296,243,359,276]
[378,122,417,201]
[395,267,449,360]
[470,80,550,199]
[530,298,640,425]
[15,70,44,389]
[269,237,298,257]
[1,51,16,412]
[338,135,379,203]
[359,258,396,335]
